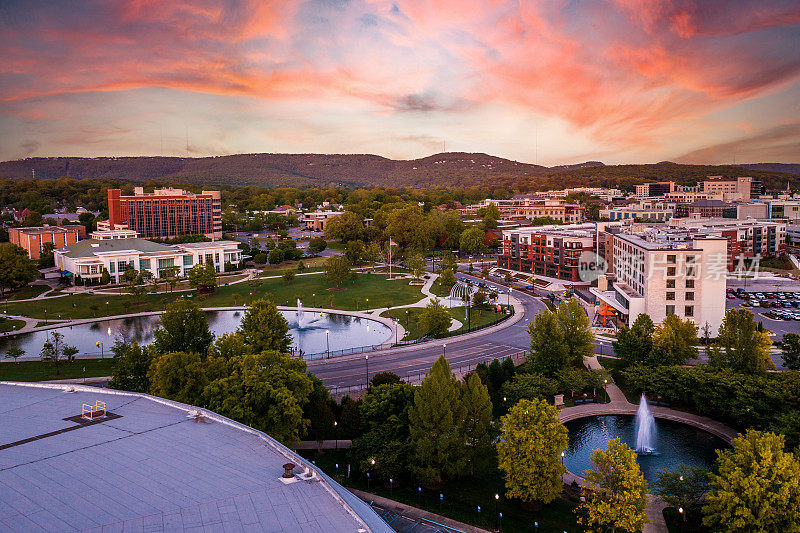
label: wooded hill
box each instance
[1,153,798,192]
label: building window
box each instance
[686,292,694,301]
[666,305,675,315]
[686,279,694,288]
[666,279,675,288]
[109,263,115,274]
[685,305,694,317]
[667,292,675,301]
[686,267,696,277]
[667,254,676,264]
[667,267,676,276]
[183,255,193,266]
[140,258,151,270]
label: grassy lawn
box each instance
[382,306,510,341]
[102,273,249,294]
[258,256,329,273]
[0,358,115,382]
[2,285,51,301]
[429,280,454,298]
[0,318,26,333]
[2,273,426,319]
[298,449,583,533]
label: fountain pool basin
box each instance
[0,309,393,360]
[564,414,727,483]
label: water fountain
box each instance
[296,298,306,329]
[635,394,657,455]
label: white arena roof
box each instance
[0,382,391,532]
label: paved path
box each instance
[560,356,739,533]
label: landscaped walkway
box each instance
[562,355,740,533]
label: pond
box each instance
[564,414,727,483]
[0,310,392,360]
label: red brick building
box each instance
[9,225,86,260]
[107,187,222,240]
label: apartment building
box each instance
[674,200,730,218]
[107,187,222,240]
[497,223,596,282]
[599,206,673,222]
[461,198,584,224]
[594,232,727,335]
[9,225,87,260]
[54,238,242,284]
[663,191,716,203]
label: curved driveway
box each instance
[308,273,549,390]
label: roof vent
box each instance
[186,409,211,423]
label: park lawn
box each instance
[429,280,454,298]
[298,449,583,533]
[101,272,249,294]
[2,285,50,301]
[0,358,115,382]
[0,318,25,333]
[258,256,329,272]
[382,306,509,341]
[2,273,426,319]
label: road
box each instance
[308,272,549,390]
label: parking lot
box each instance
[726,287,800,335]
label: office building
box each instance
[303,210,345,231]
[700,176,764,201]
[674,200,730,218]
[55,238,242,284]
[634,182,676,199]
[599,206,673,222]
[9,225,87,260]
[461,198,584,224]
[107,187,222,240]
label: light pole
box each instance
[604,379,608,403]
[508,287,512,306]
[365,298,369,310]
[105,301,109,315]
[560,451,565,483]
[394,318,398,344]
[365,354,369,389]
[405,309,409,325]
[494,494,500,531]
[313,293,316,307]
[334,420,338,450]
[443,343,446,358]
[96,341,104,359]
[326,330,330,358]
[678,507,685,532]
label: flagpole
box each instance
[389,241,392,280]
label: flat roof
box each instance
[56,238,175,258]
[0,382,389,532]
[11,226,81,235]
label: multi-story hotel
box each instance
[497,223,597,282]
[593,231,728,335]
[107,187,222,240]
[9,225,87,260]
[54,238,242,284]
[700,176,764,202]
[461,198,584,224]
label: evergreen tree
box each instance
[613,313,654,366]
[461,372,493,475]
[409,356,468,484]
[238,297,292,353]
[781,333,800,370]
[497,398,567,505]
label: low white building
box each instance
[55,238,243,284]
[592,232,727,335]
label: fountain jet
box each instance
[296,298,306,329]
[635,393,656,455]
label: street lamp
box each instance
[313,293,316,307]
[494,494,500,531]
[393,318,398,344]
[604,379,608,403]
[105,301,109,315]
[334,420,338,450]
[96,341,103,359]
[560,451,565,483]
[508,287,512,306]
[365,298,369,309]
[442,343,446,358]
[365,354,369,388]
[405,309,409,325]
[326,330,330,358]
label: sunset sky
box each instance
[1,0,799,165]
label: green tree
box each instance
[417,298,452,337]
[308,237,327,254]
[188,261,217,292]
[324,211,364,242]
[108,340,152,392]
[362,242,380,272]
[655,464,710,517]
[481,266,490,279]
[703,430,800,532]
[122,264,138,285]
[409,356,468,484]
[459,227,486,254]
[651,313,699,366]
[556,298,595,366]
[323,255,353,288]
[613,314,655,367]
[528,310,567,376]
[408,253,426,279]
[153,298,214,356]
[148,351,210,406]
[370,371,401,387]
[438,268,456,291]
[497,398,567,505]
[4,346,25,363]
[238,297,292,353]
[781,333,800,370]
[282,269,296,283]
[0,243,40,296]
[440,251,457,273]
[461,372,493,475]
[207,332,249,360]
[578,438,650,533]
[345,239,364,264]
[710,309,774,374]
[38,242,56,268]
[161,265,180,292]
[39,331,77,375]
[501,373,559,405]
[472,288,490,311]
[268,248,285,264]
